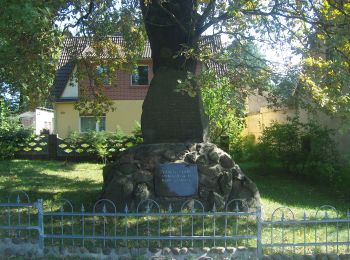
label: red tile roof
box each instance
[53,35,226,100]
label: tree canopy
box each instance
[0,0,349,121]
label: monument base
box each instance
[100,142,261,211]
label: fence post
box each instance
[36,199,44,250]
[48,134,57,160]
[256,206,263,259]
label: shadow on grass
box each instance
[240,162,349,214]
[0,160,103,210]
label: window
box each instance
[96,65,111,85]
[80,116,106,132]
[131,65,149,85]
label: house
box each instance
[19,107,54,135]
[52,36,225,138]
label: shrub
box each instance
[0,99,33,160]
[230,134,256,162]
[254,118,339,182]
[257,121,303,173]
[64,125,143,163]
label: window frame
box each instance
[79,116,106,133]
[96,65,112,86]
[130,65,149,86]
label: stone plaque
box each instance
[155,163,198,197]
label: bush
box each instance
[254,118,339,182]
[64,125,143,163]
[230,134,256,162]
[0,99,32,160]
[257,121,303,173]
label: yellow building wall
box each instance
[105,100,143,134]
[245,108,300,140]
[244,93,350,154]
[54,100,143,138]
[54,102,80,138]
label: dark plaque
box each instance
[155,163,198,197]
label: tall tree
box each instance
[0,0,63,110]
[1,0,350,136]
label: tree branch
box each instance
[72,0,95,28]
[196,11,230,36]
[195,0,216,34]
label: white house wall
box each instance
[35,109,54,135]
[61,67,78,98]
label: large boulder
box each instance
[100,143,260,211]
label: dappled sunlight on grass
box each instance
[240,162,349,217]
[1,160,349,216]
[1,160,350,253]
[0,160,103,210]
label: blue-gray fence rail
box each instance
[1,190,350,259]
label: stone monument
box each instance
[101,142,260,211]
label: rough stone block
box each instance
[171,247,181,255]
[201,247,210,253]
[180,247,188,254]
[226,247,236,254]
[219,154,234,169]
[210,247,225,254]
[149,247,162,253]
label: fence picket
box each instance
[1,191,350,258]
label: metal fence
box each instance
[1,190,350,259]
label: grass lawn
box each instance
[240,163,350,218]
[0,160,104,210]
[0,160,348,216]
[0,159,349,253]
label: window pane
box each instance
[81,117,96,132]
[98,117,106,131]
[96,66,111,85]
[132,66,148,85]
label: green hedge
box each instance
[232,119,343,186]
[60,126,143,163]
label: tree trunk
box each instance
[140,0,208,143]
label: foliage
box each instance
[0,0,62,110]
[200,37,276,145]
[64,127,143,163]
[200,70,245,144]
[73,32,147,117]
[230,134,256,162]
[1,0,349,121]
[0,99,32,159]
[254,119,339,183]
[299,1,350,118]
